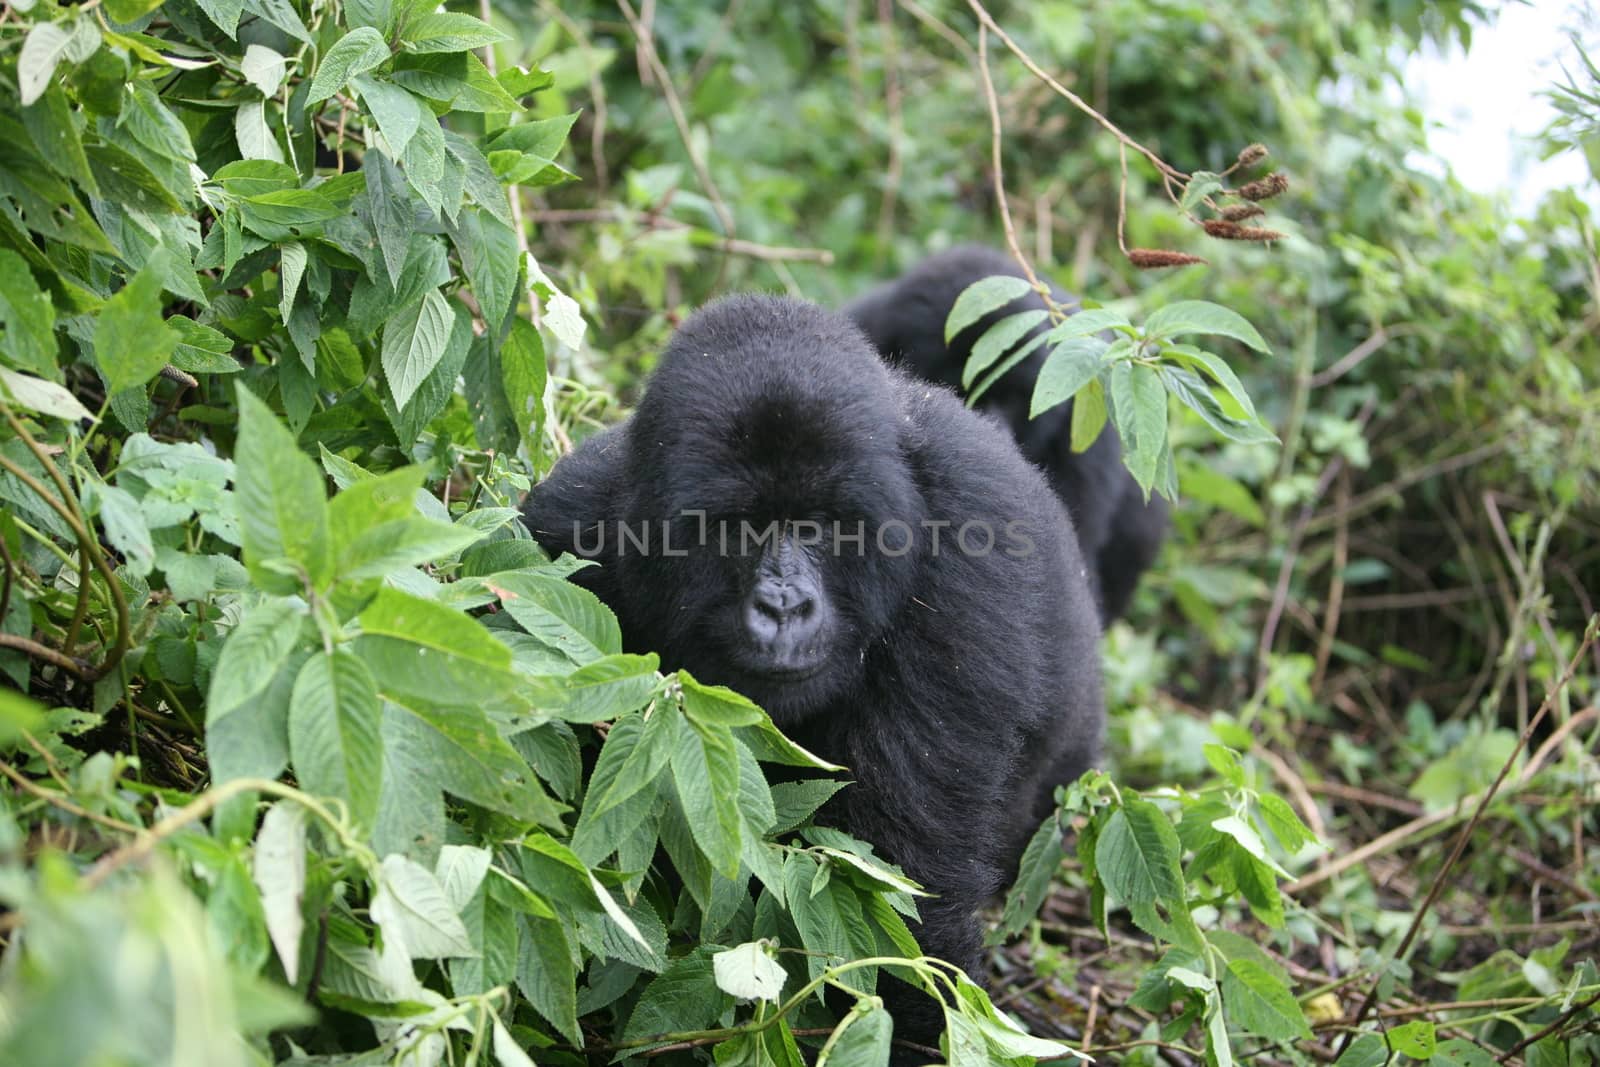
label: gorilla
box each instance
[846,246,1167,623]
[521,295,1103,1043]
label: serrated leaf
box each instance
[401,12,510,54]
[1032,336,1110,417]
[359,586,511,670]
[253,801,307,983]
[993,813,1066,943]
[235,100,283,163]
[962,309,1047,388]
[489,571,621,664]
[240,43,287,95]
[1109,361,1168,493]
[817,1000,893,1067]
[381,287,452,411]
[234,385,330,591]
[208,598,305,724]
[94,264,178,396]
[672,714,743,878]
[944,274,1032,342]
[1167,343,1260,417]
[1222,958,1310,1041]
[552,653,661,723]
[1145,300,1270,353]
[500,317,546,449]
[0,249,57,376]
[337,516,484,580]
[19,22,74,107]
[168,316,237,374]
[354,74,424,156]
[307,26,391,103]
[278,242,306,323]
[288,650,383,829]
[1070,376,1108,452]
[1180,170,1224,213]
[713,941,787,1002]
[375,854,476,959]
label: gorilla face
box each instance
[615,350,927,724]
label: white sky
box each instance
[1401,1,1598,209]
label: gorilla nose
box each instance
[744,582,821,649]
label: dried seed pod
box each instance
[1202,219,1286,241]
[1236,143,1269,168]
[1221,204,1265,221]
[1238,172,1289,201]
[1127,248,1208,269]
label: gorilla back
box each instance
[521,295,1104,995]
[847,246,1167,623]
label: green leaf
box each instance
[1070,377,1108,452]
[307,27,391,103]
[490,571,621,664]
[0,368,90,422]
[0,248,57,375]
[19,22,74,107]
[240,43,287,96]
[1095,798,1198,949]
[944,274,1032,342]
[401,12,510,54]
[382,287,453,411]
[354,74,424,156]
[288,650,384,830]
[94,265,178,396]
[518,912,581,1044]
[962,309,1048,388]
[380,699,561,826]
[1167,344,1260,418]
[374,854,475,959]
[1332,1033,1388,1067]
[122,84,196,163]
[1031,336,1110,417]
[1221,958,1310,1041]
[712,940,787,1002]
[327,465,424,552]
[551,653,661,723]
[1159,365,1277,445]
[234,385,331,591]
[500,317,547,449]
[817,1000,893,1067]
[485,112,580,186]
[167,316,239,374]
[1049,306,1133,340]
[993,813,1066,942]
[1109,361,1168,493]
[358,586,512,671]
[1179,170,1224,213]
[681,671,766,728]
[337,516,485,581]
[1144,300,1270,353]
[671,712,744,878]
[208,599,307,724]
[622,946,728,1044]
[1385,1020,1436,1059]
[252,801,307,984]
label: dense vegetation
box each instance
[0,1,1595,1065]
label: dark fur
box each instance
[846,246,1168,623]
[522,295,1104,1042]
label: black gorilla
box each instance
[521,295,1103,1039]
[846,246,1167,623]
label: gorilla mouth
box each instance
[736,649,831,683]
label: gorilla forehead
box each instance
[630,295,907,496]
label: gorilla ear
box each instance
[521,422,632,569]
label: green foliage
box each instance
[2,1,1598,1065]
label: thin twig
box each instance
[0,760,141,834]
[975,23,1048,301]
[617,0,737,242]
[965,0,1186,186]
[1498,989,1600,1062]
[875,0,905,258]
[1335,619,1600,1051]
